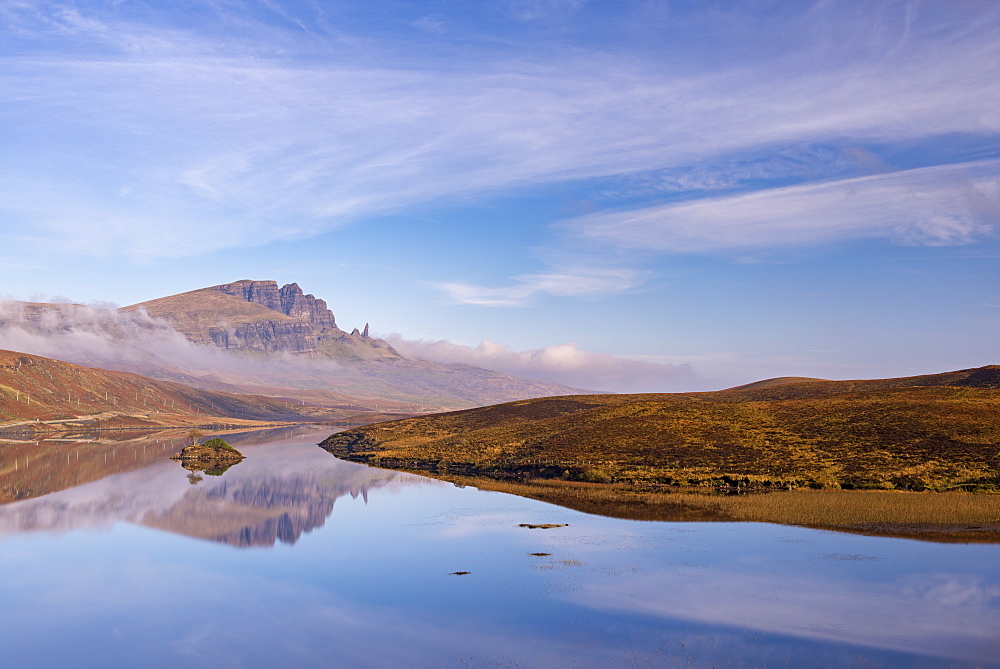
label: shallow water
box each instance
[1,427,998,667]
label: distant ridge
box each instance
[717,365,1000,401]
[724,376,829,391]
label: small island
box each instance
[171,434,244,476]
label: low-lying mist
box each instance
[0,300,346,392]
[387,336,693,393]
[0,301,591,406]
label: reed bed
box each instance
[704,488,1000,526]
[448,476,1000,541]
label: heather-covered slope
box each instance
[0,349,350,430]
[322,366,1000,493]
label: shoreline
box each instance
[319,445,1000,543]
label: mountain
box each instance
[113,280,592,407]
[124,280,401,362]
[321,365,1000,494]
[0,283,590,408]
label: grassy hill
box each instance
[321,366,1000,493]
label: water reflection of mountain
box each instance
[0,427,432,548]
[143,460,398,548]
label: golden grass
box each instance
[717,488,1000,526]
[444,476,1000,542]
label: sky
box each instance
[0,0,998,392]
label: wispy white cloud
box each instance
[435,267,643,306]
[1,1,999,262]
[388,336,690,392]
[595,146,862,200]
[567,161,1000,254]
[568,565,1000,664]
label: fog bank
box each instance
[387,336,691,393]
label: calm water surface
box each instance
[1,427,998,668]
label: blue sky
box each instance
[1,0,998,391]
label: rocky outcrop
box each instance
[214,280,337,329]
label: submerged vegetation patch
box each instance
[518,523,568,529]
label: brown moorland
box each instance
[321,366,1000,540]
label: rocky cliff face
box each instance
[206,281,400,360]
[205,319,325,354]
[214,280,337,330]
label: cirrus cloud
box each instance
[1,1,999,263]
[567,161,1000,254]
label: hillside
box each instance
[321,365,1000,493]
[0,349,394,432]
[724,376,828,391]
[716,366,1000,401]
